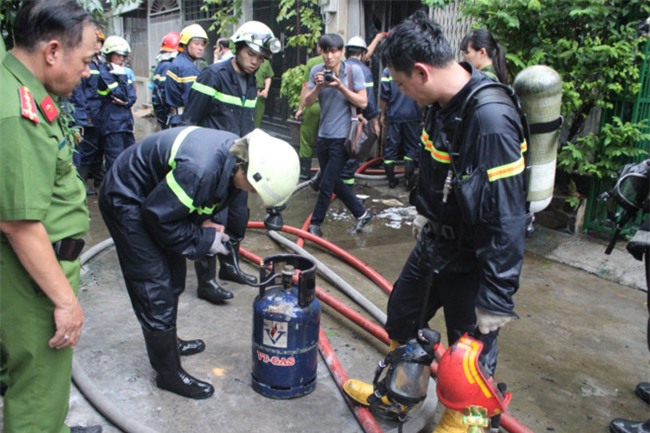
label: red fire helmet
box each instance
[436,334,511,417]
[161,31,181,52]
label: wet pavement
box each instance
[2,115,648,433]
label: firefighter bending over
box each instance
[98,127,299,399]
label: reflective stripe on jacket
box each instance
[164,51,200,109]
[183,59,256,136]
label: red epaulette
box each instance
[19,86,39,124]
[40,95,59,123]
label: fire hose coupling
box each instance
[264,204,285,231]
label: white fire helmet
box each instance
[231,20,282,59]
[245,129,299,207]
[346,36,367,50]
[101,35,131,56]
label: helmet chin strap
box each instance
[234,56,247,75]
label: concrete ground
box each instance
[2,116,648,433]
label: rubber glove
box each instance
[412,214,430,240]
[208,231,230,256]
[110,63,125,75]
[475,307,515,334]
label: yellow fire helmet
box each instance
[179,23,208,46]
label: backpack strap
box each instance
[450,82,530,156]
[448,81,532,210]
[346,63,364,118]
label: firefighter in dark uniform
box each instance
[0,1,102,432]
[96,35,137,173]
[98,127,299,399]
[343,13,527,432]
[340,36,380,186]
[183,21,282,304]
[380,66,422,189]
[76,30,106,195]
[165,23,207,127]
[151,31,180,129]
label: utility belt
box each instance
[53,238,85,261]
[428,221,457,241]
[167,107,184,127]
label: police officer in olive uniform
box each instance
[0,1,102,432]
[183,21,282,304]
[254,58,274,128]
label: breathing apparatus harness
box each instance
[447,82,532,219]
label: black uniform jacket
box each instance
[182,59,257,136]
[413,63,528,316]
[101,126,241,260]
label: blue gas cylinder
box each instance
[252,255,320,399]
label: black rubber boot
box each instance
[143,327,214,399]
[218,242,257,285]
[385,164,398,188]
[609,418,650,433]
[404,160,416,189]
[299,157,312,180]
[78,166,97,196]
[195,257,233,303]
[637,382,650,404]
[178,338,205,356]
[172,298,206,356]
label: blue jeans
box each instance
[310,137,365,226]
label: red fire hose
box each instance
[319,328,385,433]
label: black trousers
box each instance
[385,232,500,376]
[99,197,186,333]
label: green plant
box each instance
[279,64,307,113]
[461,0,650,181]
[558,117,649,179]
[276,0,322,117]
[202,0,242,38]
[278,0,322,53]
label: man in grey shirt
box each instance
[304,33,372,237]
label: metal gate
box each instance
[584,37,650,236]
